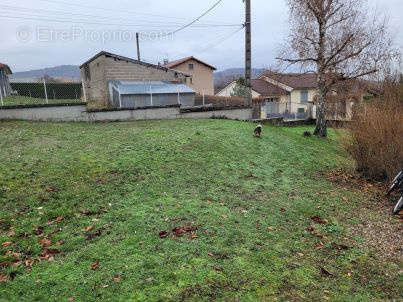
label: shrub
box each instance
[347,80,403,180]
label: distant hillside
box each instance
[10,65,81,82]
[214,68,266,92]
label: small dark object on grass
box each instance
[303,131,312,137]
[254,124,262,138]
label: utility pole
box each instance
[244,0,252,106]
[136,32,141,61]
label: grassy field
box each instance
[1,96,83,107]
[0,120,401,301]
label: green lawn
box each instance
[1,96,83,107]
[0,120,401,301]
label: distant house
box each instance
[80,51,191,108]
[217,72,376,120]
[163,56,216,96]
[0,63,12,97]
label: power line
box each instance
[0,13,238,29]
[33,0,218,22]
[0,4,240,27]
[170,0,224,35]
[199,26,244,53]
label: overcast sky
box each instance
[0,0,402,72]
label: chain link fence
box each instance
[264,101,314,121]
[0,79,86,107]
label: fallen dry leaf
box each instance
[7,229,16,237]
[12,252,22,259]
[311,215,328,225]
[2,241,12,248]
[113,275,121,283]
[39,238,52,247]
[84,226,94,232]
[25,258,34,268]
[40,248,60,260]
[33,226,44,236]
[320,267,334,277]
[86,229,102,241]
[306,226,315,233]
[208,253,215,257]
[296,252,304,257]
[45,186,57,192]
[173,227,186,236]
[101,284,109,288]
[0,274,8,282]
[47,216,64,225]
[12,261,22,267]
[91,260,100,270]
[159,231,169,238]
[0,262,10,268]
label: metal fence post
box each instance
[203,93,205,106]
[0,85,3,106]
[150,84,153,106]
[177,87,181,106]
[81,79,87,102]
[43,78,48,103]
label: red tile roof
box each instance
[0,63,12,74]
[260,72,317,89]
[251,79,289,96]
[163,56,217,70]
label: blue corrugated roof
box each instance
[110,81,194,95]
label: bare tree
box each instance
[277,0,397,137]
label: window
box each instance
[188,64,194,71]
[300,90,308,103]
[298,108,305,113]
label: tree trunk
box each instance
[313,82,328,137]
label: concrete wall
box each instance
[180,108,252,120]
[0,105,88,122]
[170,59,215,95]
[0,105,252,122]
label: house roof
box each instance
[163,56,217,71]
[109,80,195,95]
[216,79,289,97]
[80,51,190,77]
[0,63,12,74]
[251,79,289,96]
[260,72,318,90]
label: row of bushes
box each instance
[10,83,82,100]
[347,79,403,180]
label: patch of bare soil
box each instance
[325,169,403,261]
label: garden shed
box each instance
[108,81,195,108]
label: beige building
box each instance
[80,51,190,108]
[216,72,375,120]
[163,57,216,96]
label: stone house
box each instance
[80,51,190,108]
[0,63,12,98]
[163,56,216,96]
